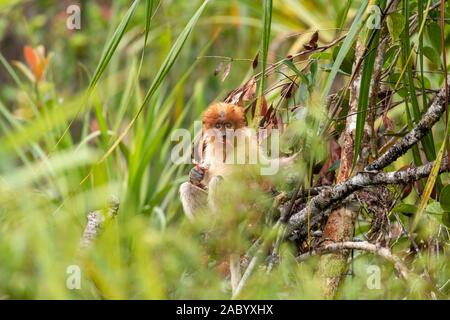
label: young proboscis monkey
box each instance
[179,102,296,295]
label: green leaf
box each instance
[426,21,442,56]
[401,0,437,167]
[253,0,272,127]
[332,43,355,74]
[387,12,405,41]
[283,59,309,85]
[99,0,210,163]
[442,212,450,228]
[310,52,332,60]
[326,159,341,173]
[426,200,450,229]
[412,123,449,231]
[392,203,417,216]
[440,185,450,211]
[323,0,368,98]
[88,0,140,92]
[56,0,142,148]
[336,0,353,31]
[422,46,441,64]
[426,200,444,214]
[309,59,318,87]
[383,45,400,68]
[353,17,383,168]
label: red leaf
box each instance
[252,52,259,70]
[260,96,268,116]
[24,45,48,81]
[303,31,319,50]
[249,100,257,118]
[309,31,319,47]
[24,46,38,70]
[281,82,297,98]
[265,103,274,120]
[317,139,341,185]
[397,165,413,199]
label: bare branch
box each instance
[287,74,450,238]
[366,77,450,171]
[298,241,409,280]
[286,157,449,237]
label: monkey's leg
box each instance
[206,176,241,293]
[229,253,241,295]
[179,182,208,220]
[207,176,223,214]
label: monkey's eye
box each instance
[224,122,233,129]
[214,123,222,129]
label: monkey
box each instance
[179,102,297,295]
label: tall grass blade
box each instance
[323,0,368,99]
[253,0,272,127]
[353,0,385,168]
[98,0,210,164]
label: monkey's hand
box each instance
[189,165,206,186]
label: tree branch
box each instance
[298,241,409,280]
[366,76,450,171]
[287,76,450,238]
[286,157,449,237]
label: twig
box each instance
[232,250,261,299]
[366,76,450,171]
[78,196,119,253]
[300,241,409,280]
[286,157,449,237]
[287,75,450,237]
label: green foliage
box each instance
[387,12,404,41]
[353,0,386,168]
[0,0,450,300]
[323,0,368,98]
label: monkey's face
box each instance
[202,102,246,147]
[211,121,234,145]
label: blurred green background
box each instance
[0,0,449,299]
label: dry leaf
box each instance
[243,78,256,101]
[260,96,267,116]
[382,114,394,132]
[221,62,232,82]
[223,78,256,104]
[252,52,259,70]
[214,61,223,77]
[281,82,297,98]
[303,30,319,50]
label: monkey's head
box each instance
[202,103,246,145]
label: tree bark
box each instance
[316,38,368,298]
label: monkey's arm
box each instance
[179,182,208,220]
[179,165,210,219]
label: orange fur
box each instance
[202,102,246,129]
